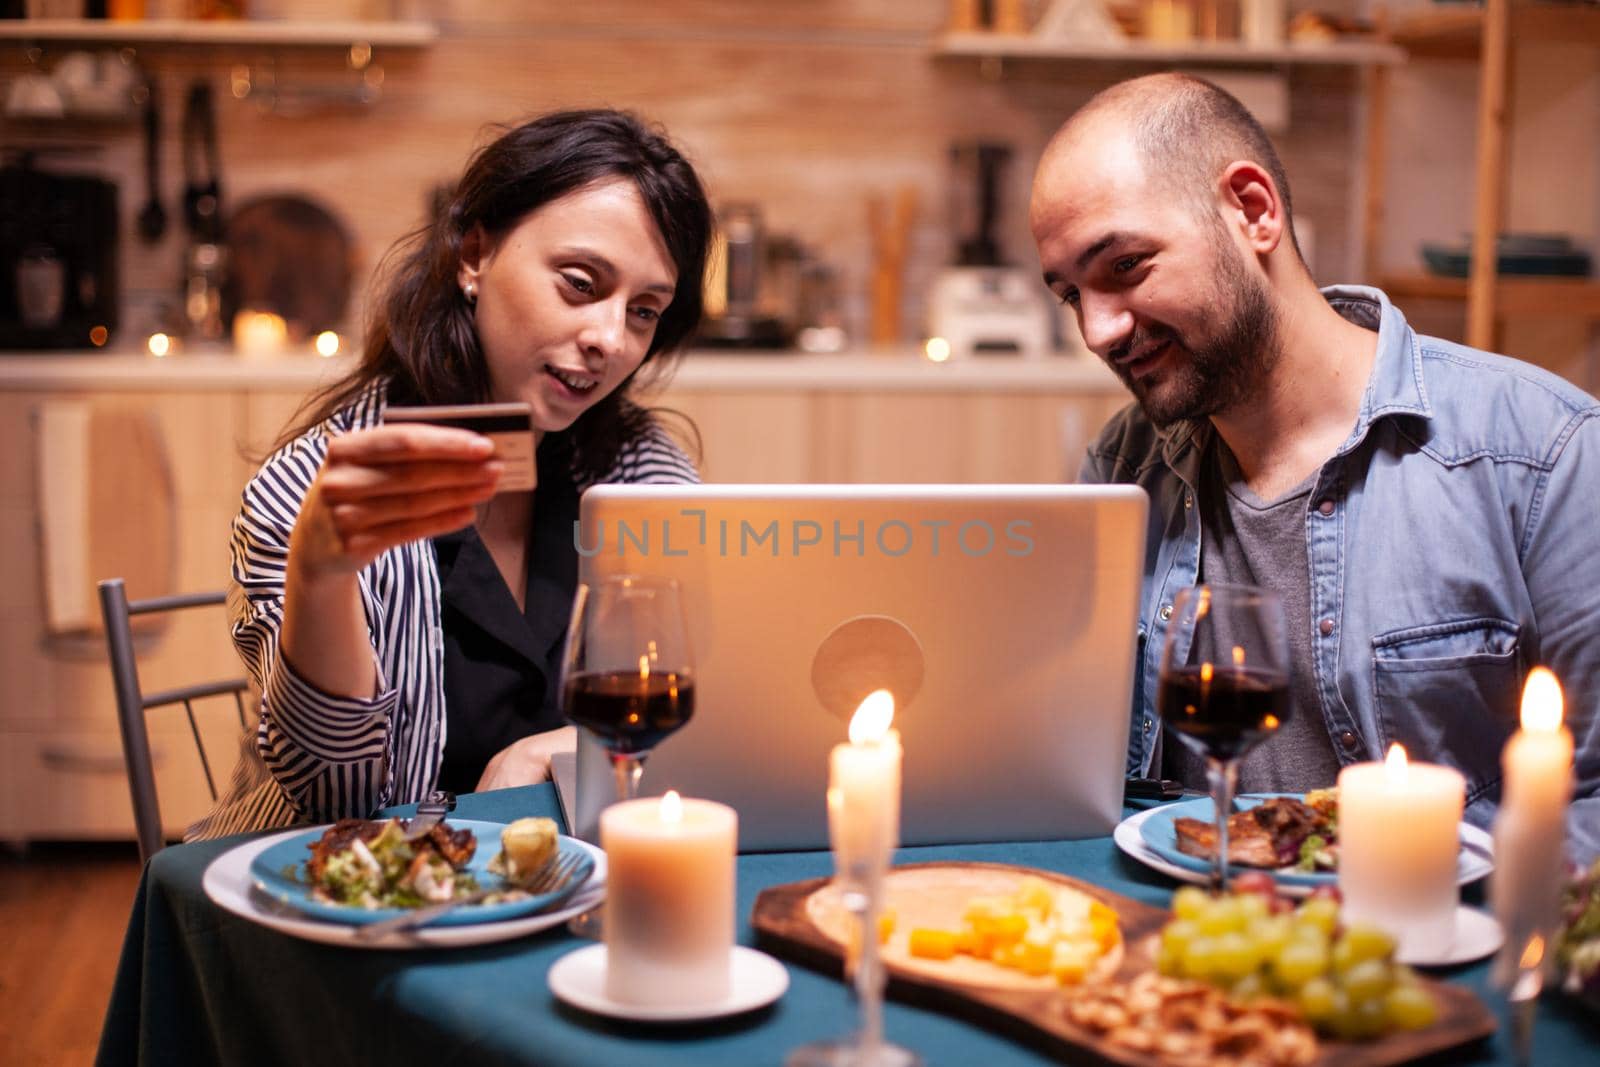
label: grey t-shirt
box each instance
[1164,438,1344,793]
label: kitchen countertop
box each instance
[0,349,1123,393]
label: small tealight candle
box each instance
[601,790,736,1008]
[1339,743,1465,956]
[1492,668,1574,977]
[827,689,902,874]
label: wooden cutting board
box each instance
[752,861,1496,1067]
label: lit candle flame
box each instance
[1200,662,1214,683]
[1384,742,1409,784]
[660,789,682,824]
[639,653,650,680]
[1232,645,1245,667]
[1521,667,1564,733]
[1520,933,1545,970]
[848,689,895,744]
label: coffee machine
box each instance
[0,153,120,350]
[926,142,1056,359]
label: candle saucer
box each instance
[1397,906,1504,967]
[548,944,789,1022]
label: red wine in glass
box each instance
[563,670,696,756]
[1157,584,1290,891]
[1157,665,1290,762]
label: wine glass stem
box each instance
[1207,757,1239,893]
[844,882,886,1054]
[611,753,645,802]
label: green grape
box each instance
[1156,939,1185,977]
[1250,915,1293,961]
[1184,935,1220,979]
[1172,886,1211,921]
[1385,982,1438,1031]
[1162,918,1199,957]
[1296,896,1340,936]
[1391,963,1422,987]
[1340,924,1397,965]
[1232,972,1267,1002]
[1324,991,1388,1043]
[1236,891,1271,923]
[1197,896,1246,936]
[1342,958,1393,1002]
[1297,976,1339,1024]
[1212,931,1259,980]
[1273,938,1329,988]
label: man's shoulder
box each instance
[1410,334,1599,466]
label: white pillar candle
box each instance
[827,690,902,874]
[1338,744,1465,956]
[1492,668,1574,966]
[601,790,736,1007]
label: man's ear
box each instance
[1220,161,1285,256]
[458,223,490,292]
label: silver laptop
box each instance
[553,484,1148,851]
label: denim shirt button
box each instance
[1143,717,1152,734]
[1159,604,1173,622]
[1339,730,1358,751]
[1319,618,1335,637]
[1317,499,1335,516]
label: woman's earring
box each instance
[462,281,478,306]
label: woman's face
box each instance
[458,178,678,435]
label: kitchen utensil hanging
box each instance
[136,74,166,244]
[181,80,223,243]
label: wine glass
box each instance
[1157,583,1290,892]
[560,575,695,935]
[561,574,696,803]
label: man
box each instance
[1031,73,1598,859]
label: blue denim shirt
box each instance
[1080,286,1600,861]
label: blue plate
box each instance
[248,818,593,926]
[1139,793,1337,888]
[1138,793,1493,889]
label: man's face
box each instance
[1030,136,1278,427]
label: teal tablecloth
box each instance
[98,786,1598,1066]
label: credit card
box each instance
[385,402,536,493]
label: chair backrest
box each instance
[98,578,250,865]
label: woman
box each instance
[192,110,713,838]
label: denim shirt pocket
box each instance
[1371,617,1521,804]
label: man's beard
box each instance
[1114,238,1279,428]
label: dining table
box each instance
[98,784,1598,1066]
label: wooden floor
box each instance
[0,843,143,1066]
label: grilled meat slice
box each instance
[1174,812,1282,868]
[424,822,477,868]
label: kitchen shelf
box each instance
[934,31,1403,67]
[0,18,438,49]
[1389,3,1600,60]
[1380,273,1600,317]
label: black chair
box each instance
[98,578,249,865]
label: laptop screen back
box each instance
[564,484,1148,851]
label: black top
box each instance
[432,442,580,794]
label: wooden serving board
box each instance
[752,861,1496,1067]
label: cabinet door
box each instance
[816,391,1127,483]
[652,389,816,483]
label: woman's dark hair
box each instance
[278,109,712,479]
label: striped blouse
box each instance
[188,378,698,840]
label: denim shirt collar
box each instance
[1154,284,1432,479]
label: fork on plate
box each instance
[353,850,586,941]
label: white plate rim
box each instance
[547,943,789,1022]
[1113,803,1494,898]
[1396,905,1503,967]
[202,827,607,950]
